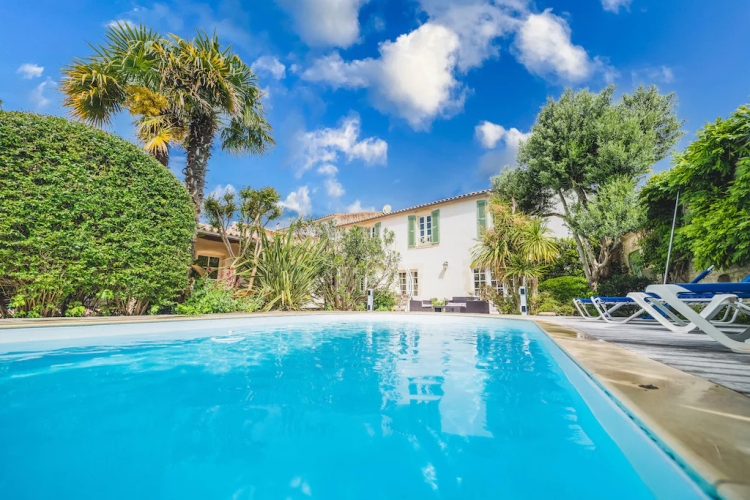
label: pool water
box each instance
[0,316,705,499]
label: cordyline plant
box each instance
[203,186,283,289]
[60,23,274,223]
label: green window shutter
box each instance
[375,222,381,238]
[431,209,440,244]
[477,199,487,236]
[407,216,416,248]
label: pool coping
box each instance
[534,318,750,500]
[2,312,750,499]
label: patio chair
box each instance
[640,282,750,353]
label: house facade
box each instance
[338,190,496,303]
[193,224,240,280]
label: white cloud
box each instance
[601,0,632,13]
[317,164,339,175]
[475,120,506,149]
[301,52,374,89]
[475,121,530,175]
[303,2,610,126]
[376,23,465,129]
[325,178,345,198]
[251,56,286,80]
[514,9,601,83]
[347,200,375,213]
[279,186,312,215]
[106,19,136,28]
[30,79,56,109]
[277,0,369,48]
[418,0,522,72]
[296,114,387,175]
[16,63,44,79]
[631,65,674,84]
[208,184,236,199]
[303,23,465,130]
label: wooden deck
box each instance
[540,317,750,396]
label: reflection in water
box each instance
[0,320,696,499]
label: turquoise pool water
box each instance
[0,316,705,499]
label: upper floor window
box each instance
[408,211,438,248]
[369,226,376,238]
[419,215,432,244]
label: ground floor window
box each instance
[399,271,418,296]
[473,268,488,294]
[195,255,220,280]
[490,274,503,294]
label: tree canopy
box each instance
[60,23,274,221]
[640,104,750,273]
[496,85,683,287]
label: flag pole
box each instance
[663,190,680,284]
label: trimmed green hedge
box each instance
[0,111,195,316]
[539,276,591,304]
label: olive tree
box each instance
[495,85,683,288]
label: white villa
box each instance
[333,190,507,303]
[196,189,568,305]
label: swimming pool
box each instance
[0,315,707,499]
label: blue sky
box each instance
[2,0,749,218]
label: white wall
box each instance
[370,196,488,300]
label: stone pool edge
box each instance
[2,311,750,499]
[534,319,750,500]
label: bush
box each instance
[0,112,195,317]
[373,289,396,311]
[533,292,576,316]
[539,276,591,304]
[542,238,585,280]
[488,289,519,315]
[598,274,654,297]
[175,280,263,315]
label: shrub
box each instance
[539,276,591,304]
[0,112,195,317]
[246,227,325,311]
[597,274,654,297]
[533,292,576,316]
[488,289,519,315]
[373,289,396,311]
[175,280,262,315]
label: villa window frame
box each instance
[398,270,419,297]
[418,215,432,245]
[195,254,221,280]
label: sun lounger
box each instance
[573,266,716,322]
[643,283,750,353]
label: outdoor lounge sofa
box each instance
[408,299,434,312]
[445,297,490,314]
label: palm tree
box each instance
[472,198,559,298]
[515,217,559,265]
[60,23,274,221]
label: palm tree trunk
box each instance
[184,114,216,226]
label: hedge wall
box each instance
[0,111,195,316]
